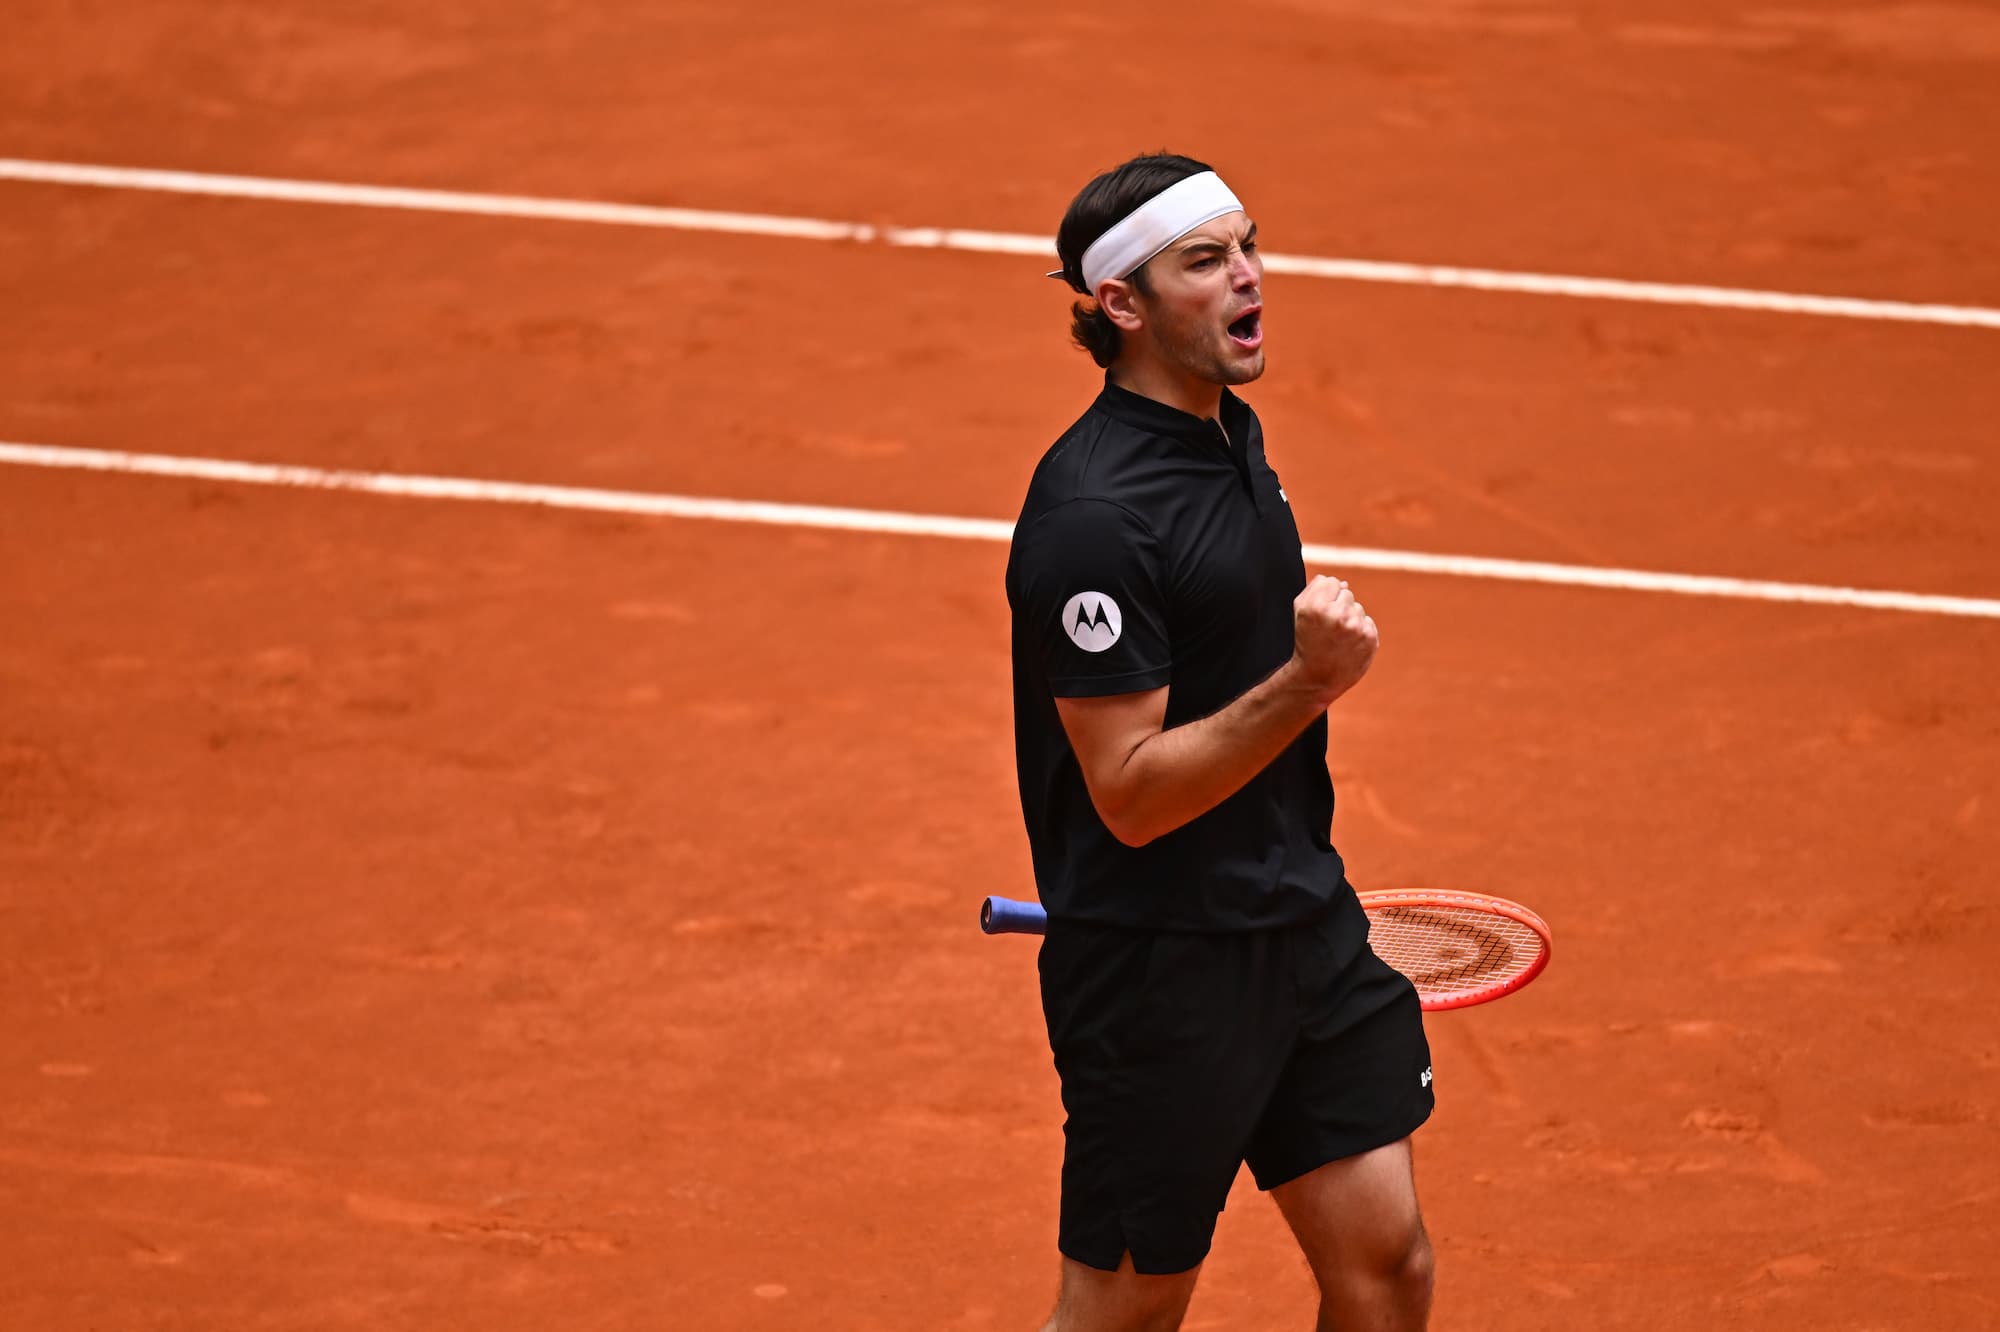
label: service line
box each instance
[3,441,1996,620]
[3,158,1999,331]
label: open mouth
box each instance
[1226,307,1263,349]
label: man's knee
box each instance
[1394,1225,1436,1309]
[1311,1219,1432,1312]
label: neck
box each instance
[1108,356,1224,423]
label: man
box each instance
[1005,153,1437,1332]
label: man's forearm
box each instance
[1095,658,1337,846]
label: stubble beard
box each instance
[1154,304,1265,388]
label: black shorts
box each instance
[1038,899,1435,1275]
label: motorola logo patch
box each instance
[1061,592,1122,652]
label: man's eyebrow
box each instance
[1174,219,1258,256]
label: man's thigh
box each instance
[1239,927,1435,1302]
[1267,1135,1425,1277]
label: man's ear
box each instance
[1096,278,1145,333]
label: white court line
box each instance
[4,157,1999,331]
[4,441,1997,621]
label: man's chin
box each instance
[1221,350,1266,385]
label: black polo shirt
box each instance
[1006,378,1365,937]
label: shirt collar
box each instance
[1092,376,1256,449]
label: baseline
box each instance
[3,158,1997,332]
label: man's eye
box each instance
[1193,257,1218,270]
[1243,240,1258,253]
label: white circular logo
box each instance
[1061,591,1123,652]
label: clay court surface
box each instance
[4,2,1999,1327]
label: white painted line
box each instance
[4,157,1998,331]
[0,158,871,242]
[1299,544,2000,617]
[1257,254,2000,328]
[0,441,1017,542]
[4,441,1996,621]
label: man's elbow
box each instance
[1105,817,1159,848]
[1092,789,1163,848]
[1081,735,1169,847]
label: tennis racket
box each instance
[980,890,1551,1011]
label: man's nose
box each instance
[1228,249,1260,289]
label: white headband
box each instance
[1056,171,1245,294]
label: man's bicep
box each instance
[1055,686,1170,803]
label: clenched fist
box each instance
[1292,574,1378,703]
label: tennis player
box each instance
[1006,153,1437,1331]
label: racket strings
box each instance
[1367,906,1546,1001]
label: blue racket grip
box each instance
[980,896,1048,935]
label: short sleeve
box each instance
[1013,500,1173,697]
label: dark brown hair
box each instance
[1054,153,1215,368]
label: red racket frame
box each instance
[1356,888,1553,1011]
